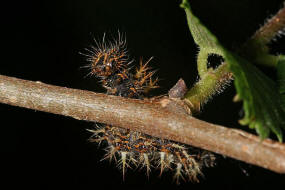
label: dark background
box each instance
[1,0,285,189]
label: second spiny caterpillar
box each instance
[83,32,215,183]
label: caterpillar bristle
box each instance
[119,151,129,181]
[173,163,184,184]
[84,32,215,183]
[101,145,118,163]
[140,153,151,177]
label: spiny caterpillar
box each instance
[83,32,215,183]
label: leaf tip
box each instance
[180,0,190,9]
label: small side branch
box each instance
[1,74,285,173]
[184,63,233,112]
[241,3,285,67]
[251,2,285,45]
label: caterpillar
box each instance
[83,32,215,183]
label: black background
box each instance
[1,0,285,189]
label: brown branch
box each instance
[251,2,285,45]
[1,74,285,173]
[241,3,285,67]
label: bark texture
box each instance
[1,74,285,173]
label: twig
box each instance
[1,74,285,173]
[184,62,233,112]
[241,2,285,67]
[251,2,285,46]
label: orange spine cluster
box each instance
[83,33,215,183]
[83,33,158,98]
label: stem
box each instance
[197,50,208,77]
[241,2,285,67]
[251,2,285,46]
[184,63,233,112]
[1,74,285,173]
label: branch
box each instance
[1,74,285,173]
[241,2,285,67]
[251,2,285,46]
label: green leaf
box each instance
[180,0,224,78]
[181,0,285,141]
[230,53,285,141]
